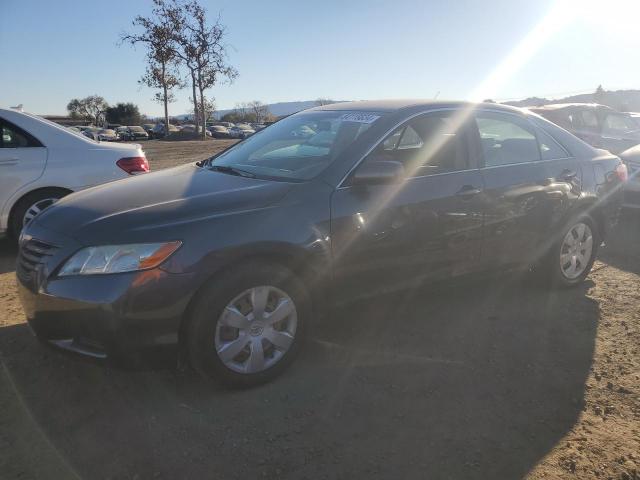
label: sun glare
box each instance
[470,0,640,102]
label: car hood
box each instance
[34,164,293,244]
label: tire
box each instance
[540,215,600,287]
[186,261,310,387]
[9,188,68,240]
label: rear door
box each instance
[473,110,553,269]
[534,123,582,216]
[0,118,47,221]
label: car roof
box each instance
[309,99,524,114]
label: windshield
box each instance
[129,126,145,132]
[209,110,381,180]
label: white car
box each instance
[228,124,255,139]
[0,108,148,240]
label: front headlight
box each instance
[58,241,182,276]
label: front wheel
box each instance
[186,262,309,387]
[543,217,599,287]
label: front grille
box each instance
[16,238,58,281]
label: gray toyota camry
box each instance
[16,100,624,386]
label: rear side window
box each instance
[0,119,42,148]
[475,113,540,166]
[537,128,570,160]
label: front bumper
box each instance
[16,227,196,361]
[18,270,195,359]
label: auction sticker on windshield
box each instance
[339,113,380,123]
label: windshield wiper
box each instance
[209,164,256,178]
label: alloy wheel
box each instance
[214,286,297,374]
[559,222,594,279]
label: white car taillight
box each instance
[117,156,149,175]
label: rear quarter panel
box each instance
[44,146,131,189]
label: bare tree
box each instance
[174,1,238,139]
[234,102,249,121]
[249,100,269,124]
[202,96,216,122]
[140,53,182,126]
[121,0,182,135]
[67,95,109,125]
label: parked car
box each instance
[530,103,640,155]
[151,123,180,138]
[82,127,101,140]
[251,123,267,131]
[618,144,640,206]
[181,124,213,136]
[627,112,640,129]
[207,125,232,138]
[115,126,129,140]
[207,121,234,129]
[531,103,640,207]
[228,124,255,139]
[96,128,119,142]
[142,124,155,136]
[16,100,624,386]
[0,107,148,241]
[120,126,149,141]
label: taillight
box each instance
[615,163,628,182]
[117,156,149,175]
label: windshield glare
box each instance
[209,110,382,180]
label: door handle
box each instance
[0,158,18,166]
[558,169,577,181]
[456,185,482,198]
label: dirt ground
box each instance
[133,138,238,170]
[0,141,639,479]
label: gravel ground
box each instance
[0,141,638,479]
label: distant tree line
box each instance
[120,0,237,140]
[67,96,143,126]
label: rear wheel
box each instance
[186,262,309,387]
[9,189,68,240]
[542,216,599,287]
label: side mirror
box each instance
[351,159,405,186]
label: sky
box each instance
[1,0,640,117]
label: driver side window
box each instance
[371,112,470,177]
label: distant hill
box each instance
[504,89,640,112]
